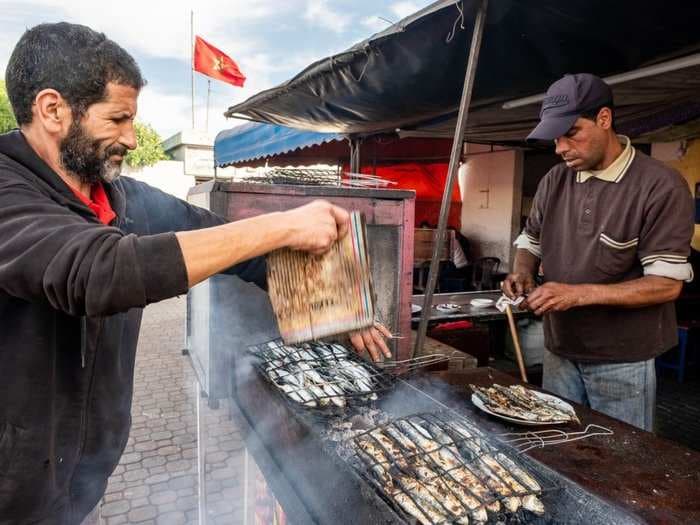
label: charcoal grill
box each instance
[233,353,643,524]
[219,274,641,524]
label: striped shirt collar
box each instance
[576,135,635,184]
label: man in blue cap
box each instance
[503,73,694,431]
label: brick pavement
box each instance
[100,297,248,525]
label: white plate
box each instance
[411,304,422,314]
[470,298,494,308]
[436,303,461,313]
[471,389,576,426]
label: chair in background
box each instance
[656,322,698,382]
[471,257,501,290]
[414,261,434,294]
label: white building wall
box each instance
[458,144,523,267]
[123,160,196,201]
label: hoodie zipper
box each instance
[69,317,103,505]
[80,317,87,368]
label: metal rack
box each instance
[248,340,396,416]
[348,412,552,524]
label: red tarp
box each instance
[346,162,461,229]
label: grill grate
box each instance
[248,340,396,416]
[347,412,553,524]
[236,168,342,186]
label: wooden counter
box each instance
[431,367,700,524]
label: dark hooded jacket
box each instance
[0,130,264,524]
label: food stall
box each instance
[185,0,700,522]
[186,275,700,524]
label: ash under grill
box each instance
[345,412,551,525]
[248,339,396,416]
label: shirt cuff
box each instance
[514,232,541,258]
[643,260,694,282]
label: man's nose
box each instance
[554,137,569,156]
[121,123,137,151]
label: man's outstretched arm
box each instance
[176,200,348,287]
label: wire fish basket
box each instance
[378,354,456,376]
[248,339,396,417]
[346,412,555,525]
[499,424,614,454]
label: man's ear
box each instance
[32,89,72,134]
[596,107,613,131]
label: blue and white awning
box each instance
[214,122,342,167]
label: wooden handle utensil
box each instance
[504,304,528,383]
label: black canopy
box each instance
[226,0,700,142]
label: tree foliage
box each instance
[0,80,18,133]
[125,121,169,168]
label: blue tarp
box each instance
[214,122,342,167]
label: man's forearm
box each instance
[513,248,539,277]
[176,212,289,287]
[580,275,682,308]
[175,200,349,288]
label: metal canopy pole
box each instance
[414,0,489,355]
[349,136,362,173]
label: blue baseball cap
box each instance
[527,73,613,141]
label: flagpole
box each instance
[190,10,195,130]
[205,79,211,132]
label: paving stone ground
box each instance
[100,297,248,525]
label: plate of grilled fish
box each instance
[470,384,579,425]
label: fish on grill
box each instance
[253,340,385,409]
[351,414,546,525]
[471,383,579,424]
[361,433,473,523]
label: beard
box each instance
[59,121,127,185]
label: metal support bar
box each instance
[348,136,362,174]
[414,0,489,356]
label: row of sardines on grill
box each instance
[353,413,545,525]
[249,340,388,409]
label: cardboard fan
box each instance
[266,211,374,344]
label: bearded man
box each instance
[0,23,389,524]
[503,74,694,432]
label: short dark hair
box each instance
[580,104,615,130]
[5,22,146,125]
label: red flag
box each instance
[193,35,246,87]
